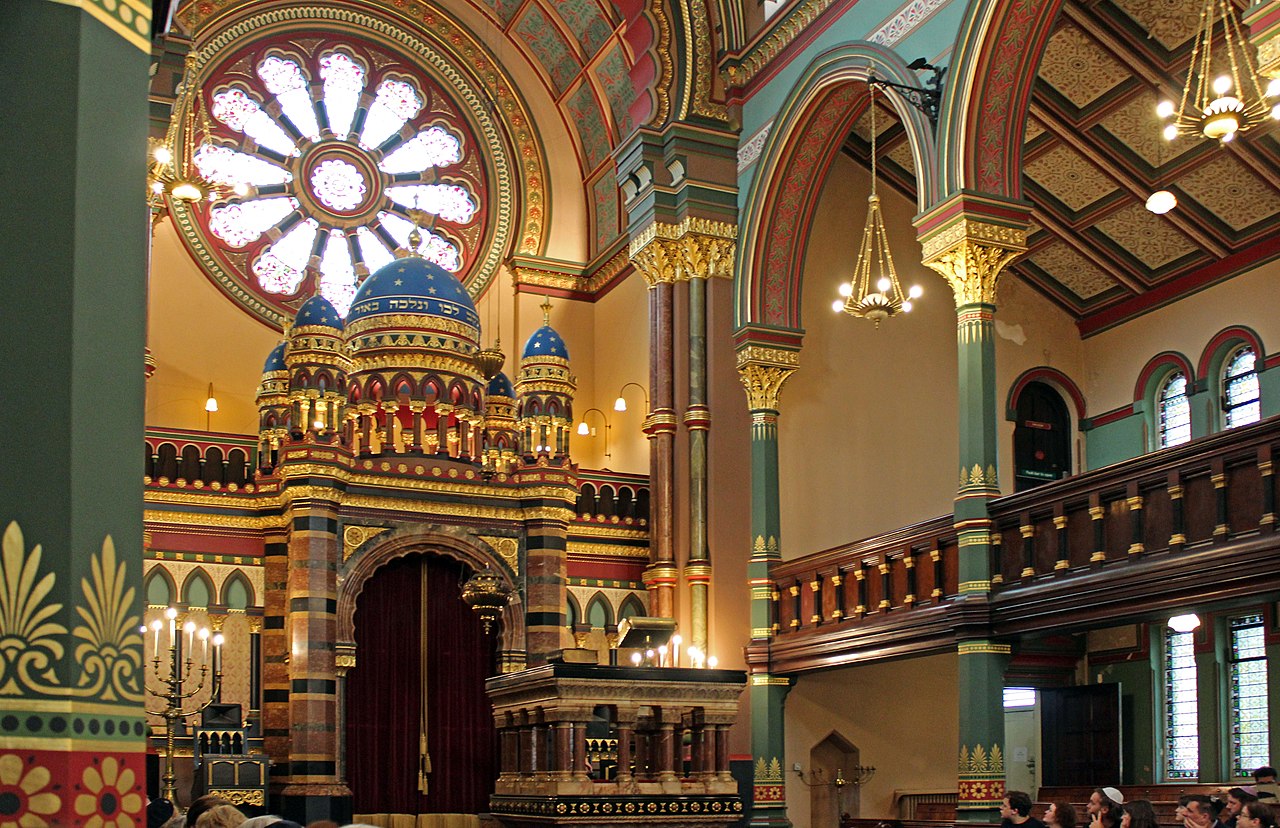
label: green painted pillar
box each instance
[0,0,150,823]
[686,273,712,656]
[737,340,799,828]
[919,203,1029,822]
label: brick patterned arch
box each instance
[1007,366,1086,421]
[938,0,1064,198]
[337,527,525,656]
[735,45,938,332]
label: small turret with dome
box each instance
[343,216,486,459]
[516,297,576,459]
[255,339,291,469]
[285,294,349,438]
[483,371,520,473]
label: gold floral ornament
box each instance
[72,536,142,702]
[75,757,142,828]
[0,522,66,696]
[0,753,61,828]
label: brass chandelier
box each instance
[147,52,245,214]
[1157,0,1280,144]
[833,85,921,327]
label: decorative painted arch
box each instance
[735,45,939,331]
[144,565,177,607]
[937,0,1064,199]
[181,567,216,608]
[1006,367,1086,422]
[1135,351,1196,404]
[617,593,645,621]
[584,592,614,628]
[566,591,583,628]
[336,527,525,658]
[1197,326,1266,380]
[221,569,256,610]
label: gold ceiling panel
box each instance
[1175,154,1280,231]
[1024,144,1119,211]
[1037,24,1131,107]
[887,140,915,173]
[850,102,897,141]
[1028,242,1116,300]
[1024,119,1045,144]
[1094,202,1198,268]
[1097,92,1166,167]
[1110,0,1202,51]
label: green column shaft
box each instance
[0,3,149,824]
[749,405,790,827]
[957,646,1012,820]
[687,276,711,654]
[954,304,1006,821]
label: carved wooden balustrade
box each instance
[486,662,746,828]
[763,415,1280,673]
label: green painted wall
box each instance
[1084,414,1145,470]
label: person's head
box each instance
[1047,801,1078,828]
[186,796,230,828]
[1003,791,1033,819]
[1092,789,1125,821]
[148,799,176,828]
[1230,789,1261,817]
[1123,799,1158,828]
[195,804,245,828]
[1256,768,1279,785]
[1241,802,1278,828]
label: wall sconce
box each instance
[613,382,649,413]
[576,408,611,458]
[205,382,218,431]
[794,764,876,788]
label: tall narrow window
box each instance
[1159,372,1192,448]
[1165,626,1199,779]
[1223,347,1261,429]
[1229,613,1269,777]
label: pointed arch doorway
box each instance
[345,551,498,815]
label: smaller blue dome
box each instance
[487,372,515,398]
[522,325,569,360]
[262,341,287,373]
[294,295,343,330]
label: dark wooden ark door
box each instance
[1040,684,1121,786]
[1014,381,1071,492]
[346,553,497,814]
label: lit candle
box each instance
[658,645,668,668]
[150,619,162,652]
[183,620,196,655]
[672,634,682,668]
[213,633,224,675]
[707,655,718,669]
[198,627,210,661]
[630,652,642,666]
[165,607,177,647]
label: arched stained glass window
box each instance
[184,36,487,319]
[1158,372,1191,449]
[1223,346,1260,429]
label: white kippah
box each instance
[1102,787,1125,805]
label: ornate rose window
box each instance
[173,32,494,322]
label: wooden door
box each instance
[1040,684,1121,785]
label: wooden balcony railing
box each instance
[764,415,1280,672]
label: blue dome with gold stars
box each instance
[294,294,343,330]
[522,325,569,360]
[262,341,287,372]
[346,256,479,329]
[487,372,515,398]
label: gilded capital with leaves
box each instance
[920,219,1027,308]
[736,346,799,412]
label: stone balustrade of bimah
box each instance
[485,658,746,827]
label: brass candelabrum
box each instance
[143,607,225,806]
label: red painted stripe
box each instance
[1086,404,1135,428]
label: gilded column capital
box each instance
[919,218,1027,308]
[735,345,799,412]
[629,218,738,286]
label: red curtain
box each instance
[346,553,497,814]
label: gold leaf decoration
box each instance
[72,535,143,702]
[0,521,66,696]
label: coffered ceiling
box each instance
[845,0,1280,335]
